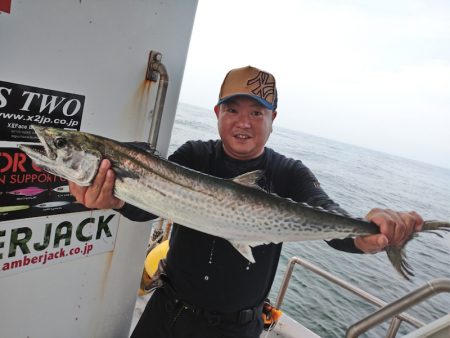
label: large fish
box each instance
[19,125,449,279]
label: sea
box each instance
[133,102,450,338]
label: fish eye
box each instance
[54,137,67,149]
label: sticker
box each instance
[0,147,90,221]
[0,81,85,142]
[0,0,11,14]
[0,211,119,277]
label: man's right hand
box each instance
[69,159,125,210]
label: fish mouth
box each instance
[18,125,56,162]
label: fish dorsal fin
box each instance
[232,170,264,189]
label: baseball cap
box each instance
[217,66,278,111]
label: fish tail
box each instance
[386,220,450,280]
[421,220,450,237]
[386,245,414,280]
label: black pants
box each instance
[131,288,264,338]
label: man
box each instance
[69,66,423,338]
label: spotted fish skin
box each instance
[19,125,450,279]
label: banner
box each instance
[0,211,119,277]
[0,81,84,142]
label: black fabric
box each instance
[123,139,362,337]
[161,277,264,326]
[131,288,264,338]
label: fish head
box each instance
[19,125,102,186]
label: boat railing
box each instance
[345,278,450,337]
[274,256,450,338]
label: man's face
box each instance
[214,96,277,160]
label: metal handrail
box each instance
[274,256,427,337]
[146,50,169,149]
[346,278,450,337]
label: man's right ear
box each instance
[214,105,220,118]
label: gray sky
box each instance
[179,0,450,169]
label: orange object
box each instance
[262,302,282,330]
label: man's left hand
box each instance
[355,208,423,253]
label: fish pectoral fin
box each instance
[113,166,140,181]
[232,170,264,189]
[229,241,256,263]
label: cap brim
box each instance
[217,94,275,111]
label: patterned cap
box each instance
[217,66,278,111]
